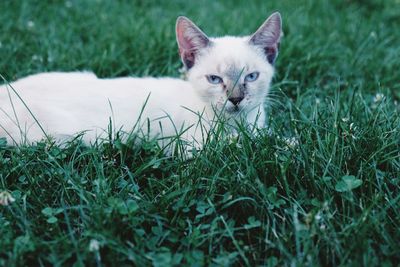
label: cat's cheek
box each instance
[260,74,273,88]
[205,86,223,97]
[215,97,226,109]
[251,81,270,95]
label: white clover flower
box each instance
[27,20,35,28]
[373,93,385,103]
[341,117,349,123]
[32,55,43,62]
[284,137,299,150]
[0,190,16,206]
[228,133,240,146]
[89,239,100,252]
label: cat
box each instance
[0,12,282,151]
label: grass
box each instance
[1,0,399,266]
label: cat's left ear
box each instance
[249,12,282,64]
[176,16,210,69]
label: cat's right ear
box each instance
[176,16,210,69]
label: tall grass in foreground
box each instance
[1,0,400,266]
[1,87,399,266]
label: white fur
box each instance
[0,72,209,145]
[187,36,274,127]
[0,13,281,148]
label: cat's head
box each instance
[176,12,282,115]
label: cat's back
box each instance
[0,72,98,99]
[0,72,194,103]
[103,75,192,93]
[25,71,97,81]
[1,71,191,93]
[0,71,200,144]
[2,72,97,88]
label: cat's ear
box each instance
[249,12,282,64]
[176,16,210,69]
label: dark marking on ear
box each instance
[265,47,277,64]
[181,51,195,69]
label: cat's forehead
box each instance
[206,36,266,73]
[220,64,249,81]
[210,36,252,58]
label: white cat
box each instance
[0,12,282,149]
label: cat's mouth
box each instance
[226,105,241,114]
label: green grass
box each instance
[1,0,400,266]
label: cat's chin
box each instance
[212,103,240,114]
[226,106,241,113]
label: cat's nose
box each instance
[228,97,244,106]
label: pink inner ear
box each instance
[176,22,194,51]
[176,17,210,68]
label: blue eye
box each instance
[206,75,223,84]
[244,72,259,82]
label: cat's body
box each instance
[0,72,207,144]
[0,12,282,148]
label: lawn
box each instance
[0,0,399,266]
